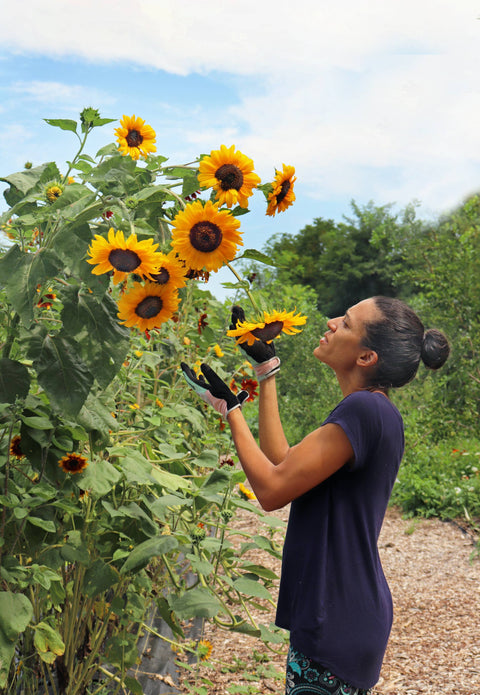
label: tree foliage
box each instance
[260,200,426,317]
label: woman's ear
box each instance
[357,349,378,368]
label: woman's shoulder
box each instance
[329,390,402,423]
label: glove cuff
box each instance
[254,356,281,382]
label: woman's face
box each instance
[313,298,381,373]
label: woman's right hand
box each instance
[230,306,280,381]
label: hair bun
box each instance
[421,329,450,370]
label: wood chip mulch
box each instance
[184,505,480,695]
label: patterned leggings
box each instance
[285,646,371,695]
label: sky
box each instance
[1,0,479,298]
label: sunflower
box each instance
[171,200,243,272]
[149,250,187,290]
[227,309,307,345]
[58,453,88,475]
[117,281,180,332]
[266,164,296,216]
[9,435,24,460]
[198,144,261,208]
[45,181,64,204]
[115,114,157,160]
[238,482,256,501]
[197,639,213,662]
[87,228,163,285]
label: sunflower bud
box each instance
[80,107,101,132]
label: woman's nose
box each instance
[327,318,337,331]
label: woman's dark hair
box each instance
[362,296,450,389]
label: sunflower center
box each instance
[126,129,144,147]
[189,222,223,253]
[109,248,141,272]
[64,456,85,472]
[135,296,163,319]
[276,180,291,205]
[251,321,284,342]
[151,267,170,284]
[215,164,244,191]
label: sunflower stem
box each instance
[225,262,261,313]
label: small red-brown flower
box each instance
[58,453,88,475]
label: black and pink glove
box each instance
[181,362,248,419]
[230,305,281,381]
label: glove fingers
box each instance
[230,305,246,330]
[181,362,204,388]
[237,390,249,406]
[200,363,223,389]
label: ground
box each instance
[183,505,480,695]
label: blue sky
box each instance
[1,1,480,297]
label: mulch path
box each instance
[184,505,480,695]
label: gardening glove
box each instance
[181,362,249,419]
[230,305,281,381]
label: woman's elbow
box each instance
[256,490,289,513]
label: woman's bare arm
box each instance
[258,375,290,464]
[227,406,354,511]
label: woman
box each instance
[181,296,449,694]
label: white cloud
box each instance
[1,0,479,216]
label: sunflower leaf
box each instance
[0,359,30,404]
[0,246,62,325]
[26,330,94,416]
[61,287,130,387]
[234,249,277,266]
[44,118,78,134]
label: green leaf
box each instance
[33,621,65,663]
[231,205,250,216]
[0,359,30,403]
[149,465,192,492]
[27,516,56,533]
[44,118,78,133]
[1,162,59,200]
[27,330,94,415]
[0,592,33,687]
[232,577,272,600]
[200,468,230,494]
[239,564,278,580]
[0,246,62,325]
[0,592,33,641]
[82,559,119,598]
[120,535,178,574]
[78,460,121,496]
[123,676,143,695]
[234,249,277,266]
[192,449,220,469]
[20,415,54,430]
[155,596,184,638]
[169,587,222,620]
[61,287,130,387]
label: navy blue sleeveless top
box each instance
[275,391,404,689]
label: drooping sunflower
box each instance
[9,435,24,460]
[227,309,307,345]
[115,114,157,160]
[117,281,180,332]
[87,228,163,285]
[266,164,296,216]
[171,200,243,272]
[198,144,261,209]
[149,250,187,290]
[58,453,88,475]
[197,639,213,662]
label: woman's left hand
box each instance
[181,362,248,419]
